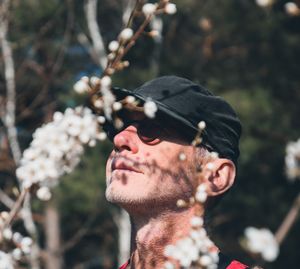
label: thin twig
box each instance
[3,188,29,228]
[52,0,74,74]
[124,0,140,28]
[0,0,22,166]
[114,15,153,67]
[275,192,300,245]
[60,207,100,252]
[84,0,107,69]
[0,188,15,209]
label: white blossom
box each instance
[195,184,207,203]
[119,28,134,41]
[190,216,204,228]
[165,3,177,14]
[0,231,33,261]
[20,237,33,254]
[107,52,115,60]
[90,76,101,87]
[285,138,300,180]
[209,152,219,159]
[176,199,186,208]
[198,120,206,130]
[199,255,213,267]
[16,106,102,196]
[108,40,119,52]
[164,224,219,268]
[73,79,89,94]
[284,2,300,16]
[93,99,103,109]
[11,248,22,261]
[165,213,218,268]
[144,99,158,118]
[0,251,13,269]
[179,153,186,161]
[244,227,279,262]
[97,132,107,141]
[125,95,136,104]
[101,76,112,87]
[96,76,115,120]
[0,212,9,221]
[36,187,52,201]
[112,101,122,111]
[163,261,175,269]
[255,0,273,7]
[12,232,22,244]
[2,228,13,240]
[142,3,157,16]
[97,116,106,124]
[206,162,215,171]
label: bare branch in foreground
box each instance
[0,0,22,166]
[84,0,107,69]
[275,192,300,245]
[0,188,15,209]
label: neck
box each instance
[128,206,202,269]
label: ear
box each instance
[202,158,236,197]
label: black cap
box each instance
[111,76,242,163]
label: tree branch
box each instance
[0,2,41,268]
[122,0,136,27]
[0,188,15,209]
[275,192,300,245]
[84,0,107,70]
[51,0,74,75]
[0,0,22,166]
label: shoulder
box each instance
[226,260,249,269]
[219,252,249,269]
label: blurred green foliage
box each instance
[1,0,299,268]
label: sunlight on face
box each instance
[105,125,200,213]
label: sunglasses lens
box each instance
[104,119,163,143]
[137,121,162,142]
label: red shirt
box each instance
[118,258,249,269]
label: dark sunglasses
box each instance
[103,115,190,144]
[104,118,168,144]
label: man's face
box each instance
[105,117,200,212]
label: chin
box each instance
[105,185,148,205]
[105,186,189,215]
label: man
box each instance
[104,76,249,269]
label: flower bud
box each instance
[142,3,157,16]
[119,28,134,41]
[108,40,119,52]
[165,3,177,14]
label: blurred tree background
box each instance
[0,0,299,268]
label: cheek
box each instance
[144,147,195,183]
[105,154,113,179]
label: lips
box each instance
[111,157,143,174]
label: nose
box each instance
[113,125,139,153]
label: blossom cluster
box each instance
[0,251,13,269]
[285,138,300,180]
[165,185,219,269]
[75,76,158,124]
[243,227,279,262]
[16,106,105,200]
[0,212,33,267]
[164,216,219,269]
[163,122,222,268]
[80,1,176,119]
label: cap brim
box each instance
[112,87,201,142]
